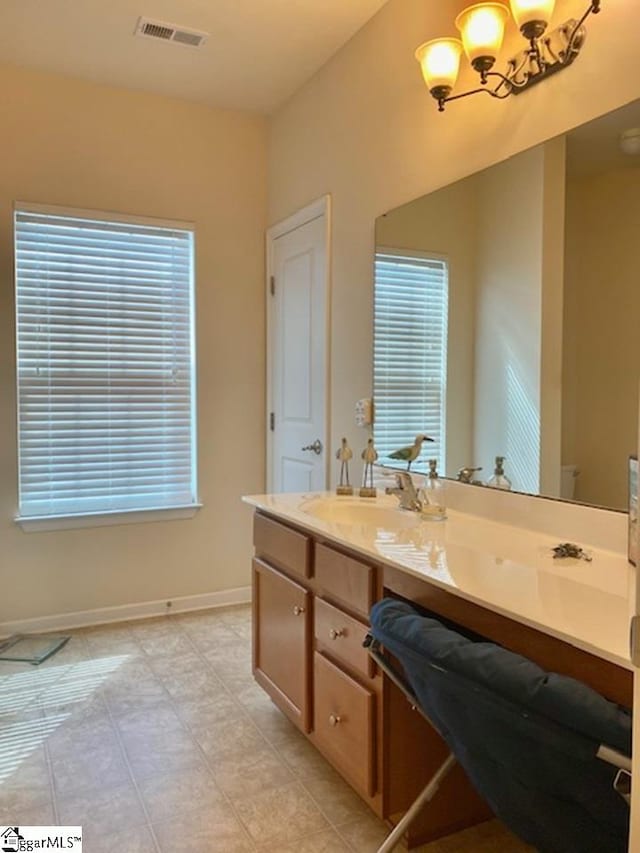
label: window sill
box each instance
[15,504,203,533]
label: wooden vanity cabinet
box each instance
[251,510,490,847]
[251,508,633,847]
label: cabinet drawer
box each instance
[314,543,374,618]
[254,513,311,579]
[313,651,375,797]
[315,598,373,679]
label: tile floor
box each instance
[0,605,533,852]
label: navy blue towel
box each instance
[370,598,631,853]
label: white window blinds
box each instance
[374,250,448,473]
[15,206,197,519]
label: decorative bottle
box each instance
[487,456,512,490]
[420,459,447,520]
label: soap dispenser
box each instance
[487,456,512,490]
[420,459,447,520]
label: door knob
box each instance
[293,605,305,616]
[329,714,342,727]
[301,439,323,455]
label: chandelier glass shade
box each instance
[415,38,464,98]
[455,3,510,71]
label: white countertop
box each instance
[243,491,635,671]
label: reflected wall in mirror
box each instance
[374,99,640,511]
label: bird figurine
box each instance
[335,437,354,494]
[389,434,434,471]
[360,438,378,495]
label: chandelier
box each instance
[415,1,601,111]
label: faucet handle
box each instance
[394,471,415,489]
[385,470,421,510]
[457,466,483,484]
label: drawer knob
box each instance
[329,628,344,640]
[329,714,342,727]
[293,605,305,616]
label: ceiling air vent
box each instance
[134,17,209,48]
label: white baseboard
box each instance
[0,587,252,638]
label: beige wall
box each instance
[0,63,267,623]
[563,166,640,509]
[268,0,640,487]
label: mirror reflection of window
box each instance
[373,249,449,473]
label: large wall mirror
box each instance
[374,99,640,511]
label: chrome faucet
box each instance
[457,466,483,485]
[385,471,423,512]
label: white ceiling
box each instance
[0,0,389,114]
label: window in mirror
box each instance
[373,249,448,472]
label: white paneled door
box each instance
[267,198,329,493]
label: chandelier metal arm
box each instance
[437,64,531,111]
[484,69,527,91]
[565,0,600,59]
[438,81,511,112]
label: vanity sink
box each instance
[300,495,422,528]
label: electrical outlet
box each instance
[355,398,373,427]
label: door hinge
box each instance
[269,412,275,431]
[270,276,275,296]
[630,615,640,667]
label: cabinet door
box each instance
[253,558,311,732]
